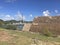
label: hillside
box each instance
[0,28,60,45]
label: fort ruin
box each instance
[29,16,60,35]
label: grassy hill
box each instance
[0,28,60,45]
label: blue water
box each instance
[17,24,24,30]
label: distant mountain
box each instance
[0,19,32,25]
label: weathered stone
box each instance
[29,16,60,35]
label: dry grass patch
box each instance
[0,30,13,41]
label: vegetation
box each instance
[0,19,32,25]
[0,19,32,30]
[0,19,4,26]
[42,27,53,37]
[5,25,17,30]
[0,28,60,45]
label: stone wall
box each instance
[29,16,60,35]
[22,23,32,31]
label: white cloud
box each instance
[4,15,14,21]
[5,0,16,3]
[0,15,14,21]
[15,11,26,21]
[55,10,58,13]
[0,11,26,21]
[43,10,50,16]
[43,10,52,19]
[30,14,33,17]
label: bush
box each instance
[5,25,17,30]
[42,27,53,37]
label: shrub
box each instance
[5,25,17,30]
[42,27,53,37]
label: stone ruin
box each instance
[29,16,60,35]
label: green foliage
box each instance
[5,25,17,30]
[0,19,4,27]
[42,27,53,37]
[0,21,3,25]
[0,19,4,24]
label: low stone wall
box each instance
[22,23,32,31]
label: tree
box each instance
[0,19,4,25]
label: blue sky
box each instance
[0,0,60,21]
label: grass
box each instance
[0,28,60,45]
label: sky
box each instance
[0,0,60,21]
